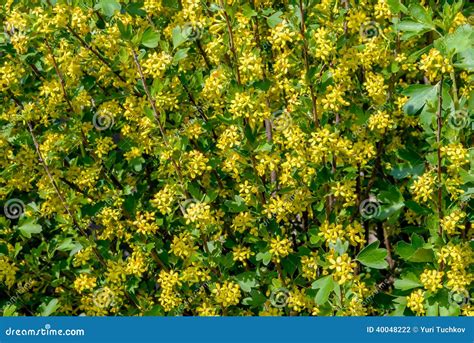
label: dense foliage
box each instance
[0,0,473,317]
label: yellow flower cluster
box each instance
[170,232,197,259]
[441,143,469,174]
[125,250,148,277]
[440,209,466,235]
[407,289,425,315]
[368,110,395,133]
[183,150,212,179]
[318,221,365,247]
[436,242,473,292]
[327,251,357,285]
[232,245,253,266]
[158,270,182,312]
[74,274,97,294]
[73,247,94,267]
[301,252,319,280]
[420,269,444,292]
[213,281,241,307]
[217,125,240,150]
[0,256,18,288]
[151,185,177,215]
[184,202,214,231]
[364,72,388,105]
[288,288,311,312]
[269,236,293,263]
[331,180,357,207]
[410,172,436,203]
[314,27,335,61]
[133,211,159,235]
[142,51,172,79]
[0,60,25,92]
[419,49,453,82]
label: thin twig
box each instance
[436,78,444,236]
[299,0,318,127]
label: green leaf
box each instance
[242,290,267,307]
[17,219,42,238]
[394,274,423,291]
[235,272,258,292]
[40,298,60,316]
[312,276,336,305]
[172,48,189,64]
[402,84,437,115]
[267,11,283,28]
[386,0,407,14]
[376,186,405,221]
[224,195,248,212]
[390,163,424,179]
[0,243,8,255]
[56,238,77,252]
[442,25,473,57]
[3,304,17,316]
[394,234,434,262]
[408,4,434,27]
[117,20,133,40]
[397,21,432,34]
[172,26,187,49]
[356,241,388,269]
[256,251,272,266]
[97,0,121,17]
[141,28,160,48]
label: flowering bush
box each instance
[0,0,472,316]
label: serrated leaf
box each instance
[235,272,258,292]
[402,84,438,115]
[356,241,388,269]
[267,11,283,28]
[256,251,272,266]
[394,276,423,291]
[141,28,160,48]
[312,276,336,305]
[18,219,42,238]
[172,48,189,64]
[98,0,121,17]
[172,26,187,49]
[40,298,60,316]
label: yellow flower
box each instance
[74,274,97,293]
[269,236,293,263]
[0,256,18,288]
[407,289,425,315]
[170,232,197,259]
[232,245,253,266]
[132,211,159,235]
[328,251,357,285]
[213,281,241,307]
[419,48,453,82]
[440,209,466,235]
[151,185,177,215]
[301,252,318,280]
[420,269,444,292]
[410,172,436,203]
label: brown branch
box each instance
[252,0,277,186]
[195,39,211,69]
[436,78,444,236]
[132,50,189,197]
[383,227,395,270]
[220,1,241,85]
[299,0,318,128]
[44,40,74,113]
